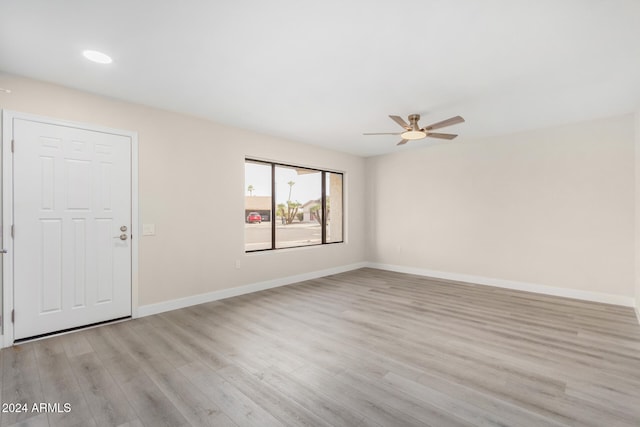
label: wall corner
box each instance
[635,111,640,315]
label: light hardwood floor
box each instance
[2,268,640,426]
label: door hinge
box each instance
[11,139,15,153]
[11,225,14,238]
[11,310,15,323]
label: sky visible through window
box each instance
[245,162,329,204]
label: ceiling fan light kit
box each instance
[364,113,465,146]
[401,130,426,140]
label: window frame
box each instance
[245,158,344,253]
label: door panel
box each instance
[13,119,132,339]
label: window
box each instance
[244,160,272,251]
[245,159,344,252]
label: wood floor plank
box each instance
[32,337,95,427]
[114,320,237,427]
[5,412,49,427]
[216,364,334,427]
[147,368,238,427]
[1,344,46,427]
[79,323,188,427]
[255,367,371,427]
[112,371,189,427]
[68,351,139,427]
[179,361,283,427]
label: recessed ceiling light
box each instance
[82,50,112,64]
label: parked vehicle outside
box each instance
[246,212,262,223]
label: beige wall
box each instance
[0,73,367,312]
[367,114,636,298]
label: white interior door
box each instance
[13,118,132,340]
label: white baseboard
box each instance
[367,262,636,307]
[138,262,368,317]
[139,260,638,317]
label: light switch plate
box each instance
[142,224,156,236]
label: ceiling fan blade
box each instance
[396,139,409,146]
[424,115,465,131]
[427,132,458,140]
[363,132,403,135]
[389,115,410,130]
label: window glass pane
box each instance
[275,165,321,248]
[326,172,343,242]
[245,159,344,252]
[245,161,272,251]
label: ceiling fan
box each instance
[364,114,465,145]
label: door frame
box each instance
[1,110,139,348]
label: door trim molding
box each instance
[1,110,139,348]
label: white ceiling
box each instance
[1,0,639,157]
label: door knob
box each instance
[0,249,7,254]
[113,234,128,241]
[120,225,128,232]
